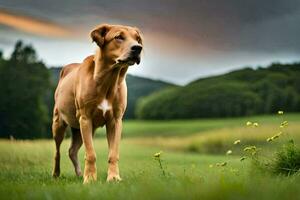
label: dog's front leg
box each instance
[106,118,122,182]
[79,115,97,184]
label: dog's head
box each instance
[91,24,143,66]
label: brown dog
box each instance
[52,24,143,183]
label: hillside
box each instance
[136,62,300,119]
[49,67,174,119]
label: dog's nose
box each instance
[131,45,142,54]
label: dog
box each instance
[52,24,143,183]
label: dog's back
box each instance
[59,63,80,80]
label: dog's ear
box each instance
[134,27,143,45]
[90,24,111,48]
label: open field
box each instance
[129,119,300,154]
[97,113,300,138]
[1,139,300,200]
[100,113,300,154]
[1,114,300,199]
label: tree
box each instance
[0,41,51,139]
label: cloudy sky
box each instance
[0,0,299,84]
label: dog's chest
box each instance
[97,99,112,116]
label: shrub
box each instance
[271,140,300,175]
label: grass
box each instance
[1,113,300,199]
[96,113,300,138]
[128,114,300,154]
[1,139,300,200]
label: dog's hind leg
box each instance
[69,127,83,176]
[52,108,67,178]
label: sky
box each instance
[0,0,299,85]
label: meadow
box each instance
[0,113,300,200]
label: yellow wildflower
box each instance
[272,135,279,140]
[226,150,233,155]
[269,132,282,141]
[153,151,163,158]
[278,111,284,115]
[246,121,252,126]
[234,140,241,145]
[240,156,247,161]
[281,121,288,127]
[244,146,256,152]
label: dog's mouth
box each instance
[117,55,140,66]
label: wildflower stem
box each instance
[158,158,166,176]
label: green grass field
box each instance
[128,114,300,154]
[1,114,300,200]
[99,113,300,138]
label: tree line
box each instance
[136,63,300,119]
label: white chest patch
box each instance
[98,99,112,116]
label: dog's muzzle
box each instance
[117,45,142,65]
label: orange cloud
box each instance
[0,10,71,38]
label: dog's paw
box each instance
[52,170,60,178]
[83,173,97,184]
[83,165,97,184]
[106,174,122,182]
[75,168,82,177]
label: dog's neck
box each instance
[93,49,128,99]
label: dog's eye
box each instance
[137,37,142,44]
[115,35,124,41]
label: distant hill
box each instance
[136,62,300,119]
[49,67,174,119]
[125,75,174,118]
